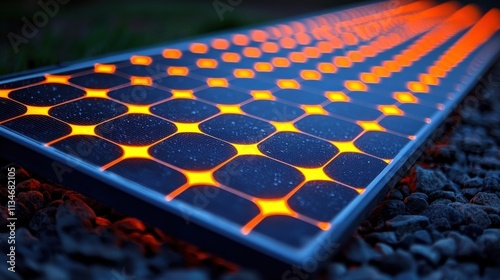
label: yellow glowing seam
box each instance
[303,47,320,58]
[94,64,116,74]
[289,52,307,63]
[184,170,218,186]
[207,78,228,87]
[270,121,299,132]
[348,51,364,62]
[345,81,367,92]
[197,59,218,68]
[317,63,337,73]
[393,92,418,103]
[167,67,189,76]
[130,56,152,65]
[331,141,363,154]
[407,81,429,93]
[334,56,352,68]
[272,57,290,67]
[251,90,275,100]
[419,74,439,85]
[378,105,404,116]
[222,53,241,63]
[126,105,151,114]
[372,66,390,77]
[301,105,327,115]
[360,73,380,84]
[357,121,385,131]
[211,38,229,50]
[253,198,296,217]
[25,106,51,116]
[233,34,249,46]
[325,91,350,102]
[174,122,202,134]
[232,143,264,156]
[69,124,97,136]
[130,76,152,86]
[217,105,243,114]
[120,145,152,159]
[234,69,255,78]
[171,90,194,99]
[300,70,321,80]
[162,49,182,59]
[85,89,108,98]
[45,74,70,84]
[277,79,300,89]
[0,90,9,98]
[254,62,273,72]
[243,47,261,58]
[189,43,208,54]
[296,167,333,182]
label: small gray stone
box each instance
[374,243,394,255]
[385,215,429,235]
[413,167,449,194]
[413,230,432,244]
[448,232,480,257]
[342,236,380,264]
[432,237,456,258]
[457,204,491,229]
[338,266,391,280]
[471,192,500,208]
[364,232,398,245]
[409,244,440,265]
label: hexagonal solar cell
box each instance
[49,98,128,125]
[9,84,85,106]
[200,114,275,144]
[151,99,219,123]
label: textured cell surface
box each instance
[1,0,499,266]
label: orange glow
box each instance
[69,124,97,136]
[378,105,403,116]
[211,38,229,50]
[222,52,241,63]
[334,56,352,68]
[317,41,333,53]
[317,63,336,73]
[25,105,50,116]
[217,105,243,114]
[130,55,152,65]
[303,47,320,58]
[360,45,376,57]
[331,141,362,154]
[270,121,299,132]
[296,167,332,182]
[121,145,152,159]
[174,122,202,133]
[318,222,331,231]
[197,59,218,68]
[130,76,152,86]
[232,34,249,46]
[162,49,182,59]
[372,66,390,77]
[289,52,307,63]
[383,61,401,72]
[243,47,261,58]
[232,143,264,156]
[393,92,418,103]
[394,55,411,67]
[254,62,273,72]
[250,30,267,42]
[85,89,108,98]
[326,91,349,102]
[360,73,380,84]
[234,69,255,78]
[94,64,116,74]
[45,74,70,84]
[261,42,279,53]
[189,43,208,54]
[184,170,218,186]
[429,66,446,78]
[251,90,275,100]
[408,81,429,93]
[347,51,364,62]
[127,104,151,114]
[301,105,327,115]
[280,37,296,49]
[345,80,367,92]
[272,57,290,67]
[207,78,228,87]
[253,198,296,217]
[277,79,299,89]
[295,32,311,45]
[342,32,358,45]
[300,70,321,80]
[167,67,189,76]
[357,121,385,131]
[172,90,194,99]
[0,90,9,98]
[420,74,439,85]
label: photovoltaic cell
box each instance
[1,0,500,274]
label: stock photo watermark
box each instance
[6,166,17,273]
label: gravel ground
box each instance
[1,62,500,279]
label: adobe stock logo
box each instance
[7,0,70,53]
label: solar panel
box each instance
[1,0,500,275]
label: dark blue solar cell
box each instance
[229,78,277,91]
[108,86,171,104]
[295,115,362,141]
[9,84,85,106]
[2,115,70,143]
[154,75,205,90]
[151,99,219,123]
[325,102,381,120]
[69,73,129,89]
[349,91,396,105]
[273,89,326,104]
[379,116,426,135]
[0,77,45,89]
[251,216,320,247]
[324,152,387,188]
[200,114,275,144]
[96,114,176,145]
[399,103,437,120]
[190,67,234,78]
[174,186,260,225]
[195,87,250,104]
[107,158,187,195]
[214,155,304,198]
[49,98,127,125]
[259,132,338,167]
[151,133,236,170]
[0,98,26,122]
[288,181,359,221]
[51,135,123,166]
[355,131,409,159]
[116,63,164,77]
[242,100,304,121]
